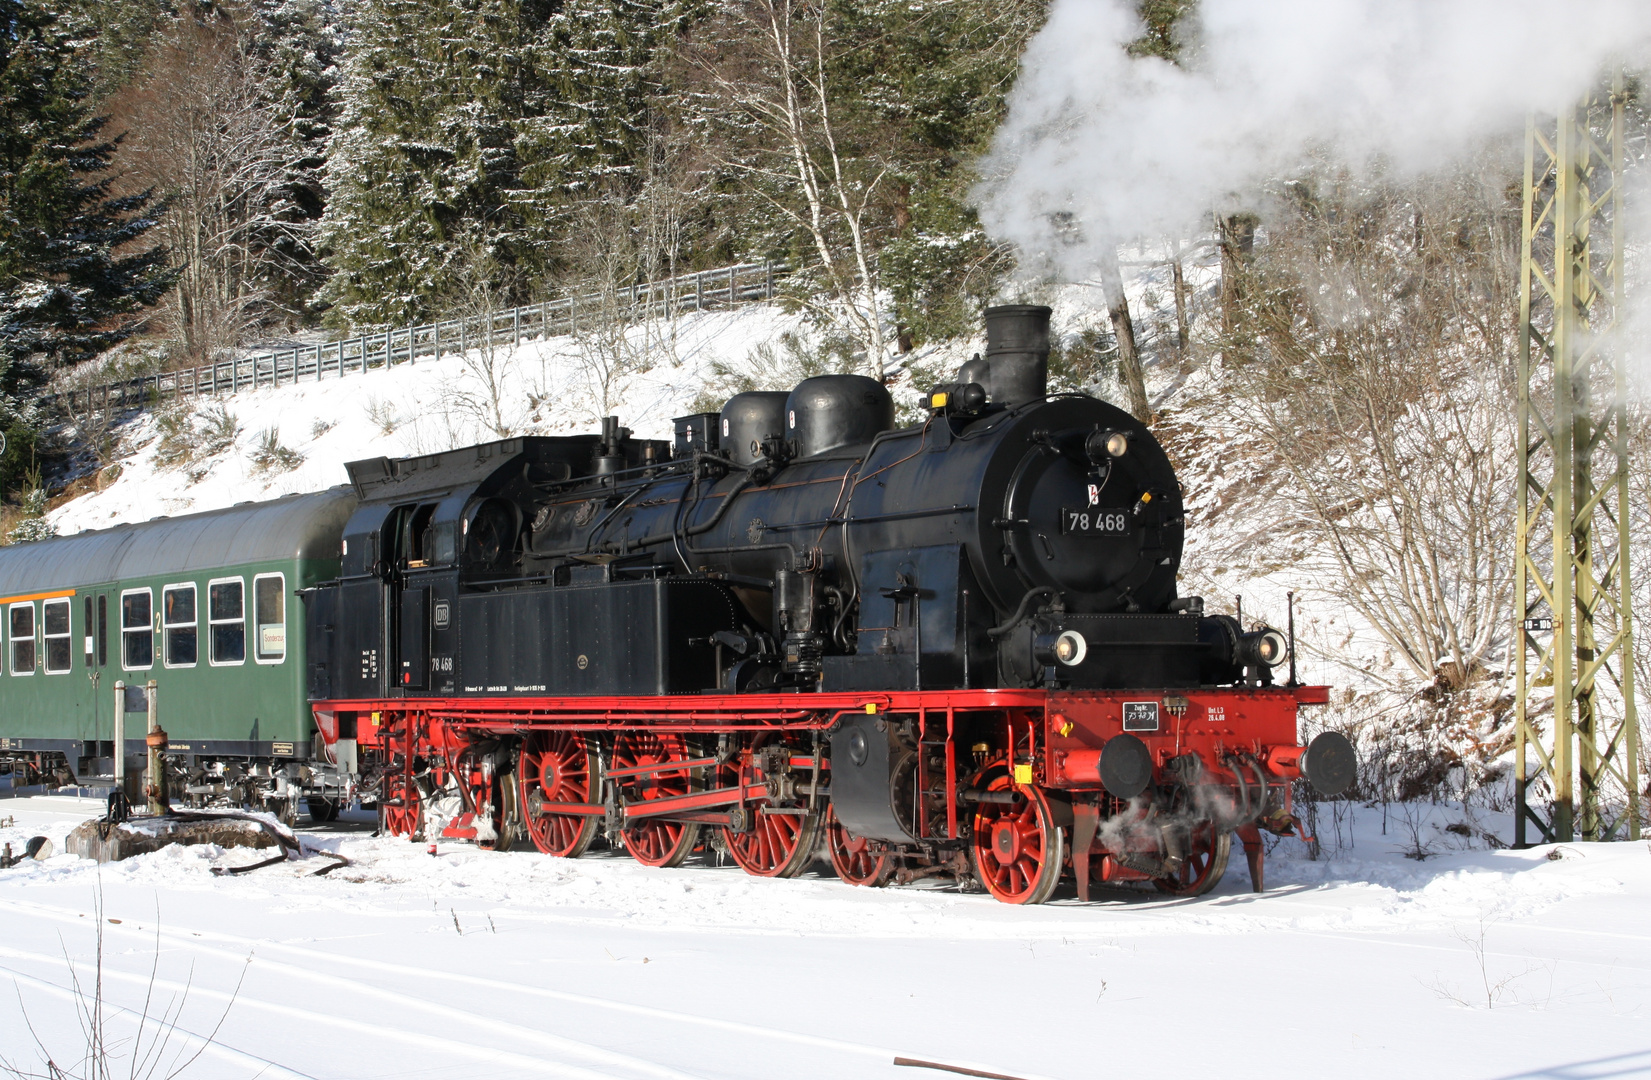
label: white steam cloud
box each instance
[978,0,1651,278]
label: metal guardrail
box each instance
[49,261,788,413]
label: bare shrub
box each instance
[1183,160,1520,695]
[154,403,241,472]
[362,396,398,437]
[1,886,246,1080]
[249,427,304,474]
[440,240,522,439]
[558,199,669,424]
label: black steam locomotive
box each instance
[308,305,1347,903]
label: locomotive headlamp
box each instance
[1086,429,1129,463]
[1256,629,1287,666]
[1238,628,1289,668]
[1035,629,1088,668]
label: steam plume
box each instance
[977,0,1651,278]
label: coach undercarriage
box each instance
[327,684,1340,904]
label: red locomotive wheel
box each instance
[520,731,599,858]
[969,773,1065,905]
[1153,820,1231,897]
[719,738,820,878]
[724,807,820,878]
[824,804,892,887]
[381,773,421,839]
[612,731,701,868]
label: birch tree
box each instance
[688,0,893,376]
[111,11,315,360]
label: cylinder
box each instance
[957,305,1052,407]
[719,391,789,466]
[785,375,893,458]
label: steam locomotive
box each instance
[304,305,1352,902]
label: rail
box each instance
[48,261,789,413]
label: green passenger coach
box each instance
[0,488,356,818]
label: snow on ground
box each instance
[0,794,1647,1080]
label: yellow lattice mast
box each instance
[1515,71,1641,845]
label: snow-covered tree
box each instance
[317,0,554,327]
[110,7,321,359]
[0,0,171,492]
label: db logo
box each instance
[1087,483,1100,506]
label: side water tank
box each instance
[956,304,1052,407]
[785,375,893,458]
[720,391,790,466]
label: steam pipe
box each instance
[1229,757,1251,826]
[987,586,1060,638]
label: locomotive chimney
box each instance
[957,305,1052,407]
[593,415,627,476]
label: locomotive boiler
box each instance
[308,305,1352,902]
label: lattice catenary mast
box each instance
[1515,71,1641,845]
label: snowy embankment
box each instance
[49,306,811,535]
[1,796,1647,1080]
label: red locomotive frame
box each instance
[316,681,1328,904]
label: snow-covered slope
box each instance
[50,306,808,535]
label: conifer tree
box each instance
[0,0,172,494]
[521,1,682,216]
[318,0,550,327]
[244,0,344,313]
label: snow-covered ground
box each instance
[1,794,1647,1080]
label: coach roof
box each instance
[0,487,357,596]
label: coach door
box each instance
[82,592,109,671]
[83,592,110,758]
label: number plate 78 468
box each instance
[1061,507,1128,535]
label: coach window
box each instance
[43,598,71,674]
[83,596,93,665]
[253,574,285,664]
[9,603,35,675]
[209,578,245,665]
[97,595,108,667]
[163,584,197,668]
[121,590,153,670]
